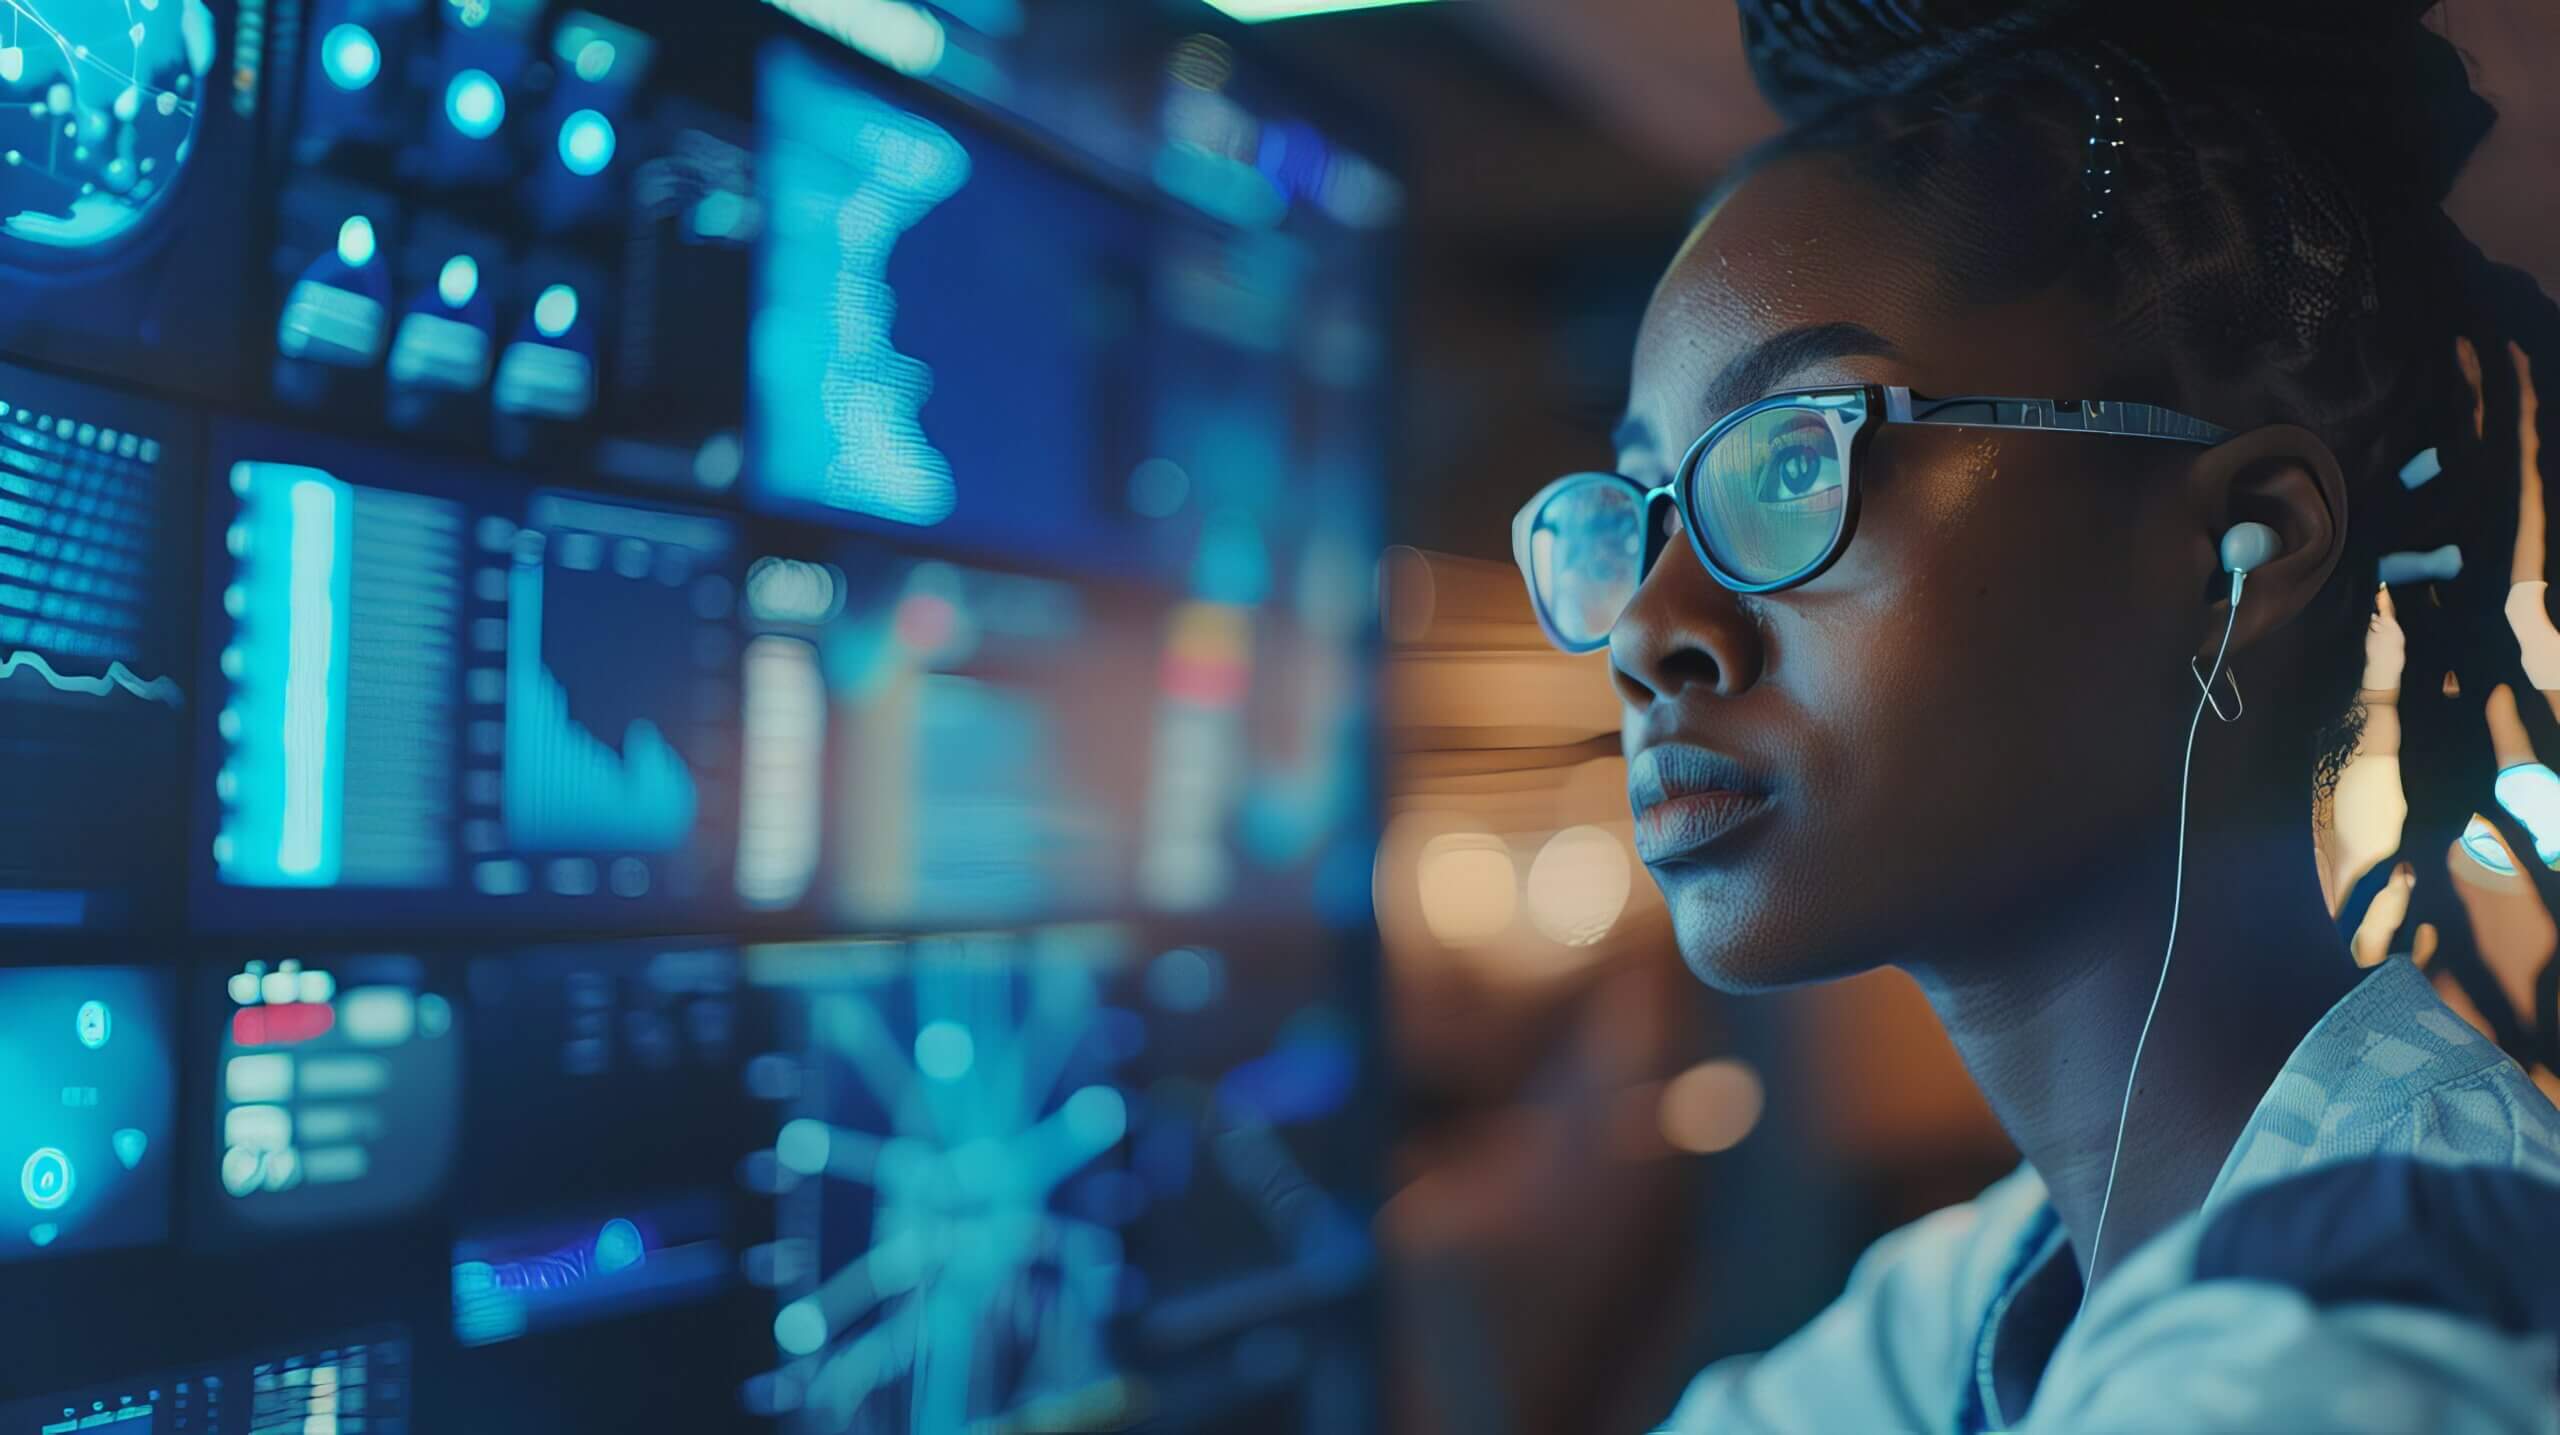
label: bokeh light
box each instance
[1657,1059,1765,1155]
[323,25,382,92]
[558,109,617,176]
[1414,830,1516,948]
[445,70,506,140]
[1523,824,1630,947]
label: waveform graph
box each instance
[743,933,1139,1434]
[0,364,191,926]
[0,0,216,262]
[471,491,737,905]
[754,43,969,529]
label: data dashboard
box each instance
[0,1,1392,1429]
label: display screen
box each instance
[453,1193,728,1347]
[0,10,1389,1430]
[203,954,461,1236]
[193,423,740,929]
[0,967,174,1261]
[743,925,1373,1433]
[0,0,262,395]
[0,1329,410,1434]
[752,43,1164,571]
[0,362,195,928]
[736,540,1372,930]
[268,0,752,491]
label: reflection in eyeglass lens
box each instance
[1696,406,1846,585]
[1532,479,1644,646]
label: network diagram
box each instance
[0,0,217,260]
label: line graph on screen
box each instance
[0,651,183,705]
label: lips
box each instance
[1626,744,1774,864]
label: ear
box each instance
[2182,423,2348,657]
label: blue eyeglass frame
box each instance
[1512,383,2233,652]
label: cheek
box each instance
[1786,459,2171,817]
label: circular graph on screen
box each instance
[0,0,216,264]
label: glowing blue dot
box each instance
[775,1117,830,1175]
[558,108,615,176]
[2494,763,2560,867]
[437,254,479,309]
[914,1020,974,1082]
[1062,1085,1127,1148]
[322,24,381,91]
[574,38,616,82]
[774,1298,827,1357]
[593,1217,644,1273]
[445,69,504,140]
[1145,946,1225,1013]
[75,1000,111,1049]
[336,214,376,268]
[531,283,579,339]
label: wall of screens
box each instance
[0,2,1391,1430]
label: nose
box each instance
[1608,526,1765,708]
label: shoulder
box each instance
[2029,1156,2560,1434]
[1659,1165,2050,1435]
[2218,958,2560,1193]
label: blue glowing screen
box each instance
[738,544,1162,928]
[752,44,1159,573]
[0,1329,412,1432]
[0,967,173,1261]
[195,423,740,928]
[744,926,1374,1431]
[206,954,461,1235]
[0,0,259,395]
[0,361,194,927]
[454,1194,728,1347]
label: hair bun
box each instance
[1737,0,2493,201]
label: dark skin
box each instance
[1610,149,2366,1291]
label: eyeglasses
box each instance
[1511,384,2233,653]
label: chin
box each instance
[1656,866,1882,994]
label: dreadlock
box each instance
[1724,0,2560,1077]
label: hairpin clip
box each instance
[2083,57,2127,222]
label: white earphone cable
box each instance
[2076,588,2244,1321]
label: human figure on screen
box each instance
[1507,1,2560,1429]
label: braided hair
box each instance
[1724,0,2560,1081]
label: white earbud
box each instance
[2085,518,2284,1314]
[2219,521,2281,594]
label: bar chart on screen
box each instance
[201,426,739,927]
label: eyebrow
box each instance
[1705,321,1902,419]
[1614,321,1903,463]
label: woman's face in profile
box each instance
[1613,149,2216,991]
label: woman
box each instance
[1510,1,2560,1430]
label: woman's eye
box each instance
[1755,441,1839,503]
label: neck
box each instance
[1905,810,2361,1291]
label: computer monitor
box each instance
[192,422,742,930]
[0,363,196,928]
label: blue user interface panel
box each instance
[0,362,195,928]
[0,0,264,396]
[0,1329,411,1434]
[0,967,173,1261]
[752,43,1155,573]
[736,545,1164,928]
[742,925,1374,1433]
[204,954,461,1235]
[193,422,740,929]
[737,538,1373,930]
[270,0,753,491]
